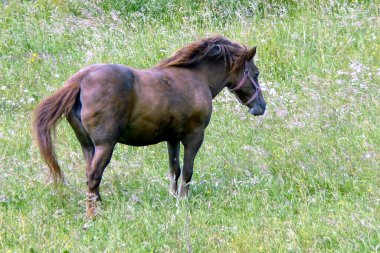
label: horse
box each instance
[33,36,266,218]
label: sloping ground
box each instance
[0,1,379,251]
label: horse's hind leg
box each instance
[69,117,115,218]
[86,143,115,218]
[167,141,181,196]
[67,112,95,180]
[67,112,101,217]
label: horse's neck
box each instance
[196,62,230,99]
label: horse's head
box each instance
[229,47,266,116]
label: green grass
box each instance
[1,0,379,252]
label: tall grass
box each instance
[0,0,379,251]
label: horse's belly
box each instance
[117,124,180,146]
[117,135,165,146]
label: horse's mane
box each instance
[157,36,249,73]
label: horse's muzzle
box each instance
[249,102,266,116]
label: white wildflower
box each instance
[269,88,277,96]
[291,33,299,39]
[337,70,348,75]
[110,10,120,22]
[85,50,94,63]
[243,145,255,151]
[275,108,288,118]
[350,61,362,73]
[260,82,267,91]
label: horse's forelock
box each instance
[230,46,251,74]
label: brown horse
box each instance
[33,36,266,218]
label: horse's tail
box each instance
[33,67,93,182]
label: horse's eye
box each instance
[255,71,260,77]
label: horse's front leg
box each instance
[179,129,204,198]
[86,143,115,218]
[167,141,181,196]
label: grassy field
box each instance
[1,0,379,252]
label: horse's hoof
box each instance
[86,203,101,219]
[86,192,100,219]
[178,193,188,198]
[178,182,189,198]
[178,189,188,198]
[169,188,178,197]
[169,181,178,197]
[86,203,98,219]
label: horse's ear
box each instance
[208,45,222,56]
[248,46,257,60]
